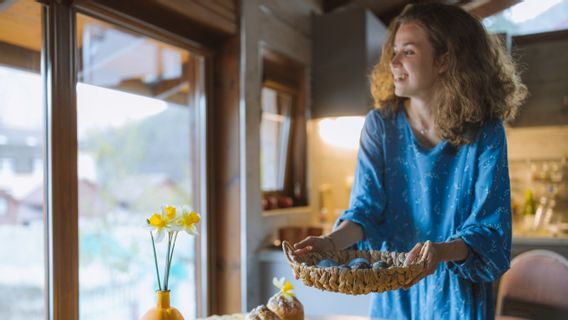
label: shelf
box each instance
[512,236,568,246]
[261,206,311,217]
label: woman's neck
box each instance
[404,98,440,148]
[405,98,435,128]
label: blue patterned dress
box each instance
[337,108,512,320]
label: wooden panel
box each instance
[259,0,315,37]
[210,34,242,314]
[241,0,264,311]
[512,30,568,127]
[515,81,568,126]
[212,0,237,12]
[0,40,41,72]
[154,0,237,35]
[46,3,79,320]
[0,0,42,51]
[77,0,229,49]
[506,125,568,161]
[258,7,311,66]
[194,0,236,22]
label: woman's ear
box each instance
[436,52,449,74]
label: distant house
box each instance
[0,189,18,225]
[0,126,42,225]
[109,174,191,213]
[16,178,111,224]
[0,127,42,174]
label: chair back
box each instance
[496,250,568,319]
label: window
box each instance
[483,0,568,35]
[260,86,293,192]
[0,1,46,318]
[260,49,308,210]
[76,14,206,319]
[0,197,7,216]
[0,1,209,318]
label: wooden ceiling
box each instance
[321,0,521,23]
[0,0,521,54]
[0,0,42,51]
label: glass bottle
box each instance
[522,189,536,235]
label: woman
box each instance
[293,3,527,319]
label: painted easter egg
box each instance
[348,257,370,269]
[372,261,388,269]
[317,259,339,268]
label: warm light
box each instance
[318,116,365,150]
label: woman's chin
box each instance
[394,89,409,98]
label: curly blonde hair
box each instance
[370,3,528,145]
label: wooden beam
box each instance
[210,34,242,315]
[0,40,40,72]
[45,3,79,320]
[322,0,352,13]
[154,0,237,35]
[75,0,228,50]
[462,0,521,19]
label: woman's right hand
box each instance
[292,235,335,260]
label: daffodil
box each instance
[145,205,178,242]
[145,204,200,291]
[273,277,295,299]
[176,205,201,236]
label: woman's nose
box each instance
[390,52,401,67]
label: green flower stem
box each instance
[165,231,179,290]
[150,232,162,291]
[164,232,172,290]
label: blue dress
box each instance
[337,108,512,320]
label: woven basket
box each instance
[282,240,426,295]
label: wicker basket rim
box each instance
[281,240,427,295]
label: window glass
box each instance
[0,0,46,318]
[76,14,205,319]
[260,87,292,192]
[483,0,568,35]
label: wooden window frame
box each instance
[39,0,215,318]
[260,48,308,209]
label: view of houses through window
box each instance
[76,14,205,319]
[0,1,205,318]
[0,1,45,318]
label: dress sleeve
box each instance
[447,122,512,282]
[336,111,388,250]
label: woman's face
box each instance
[390,22,443,100]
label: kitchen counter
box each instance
[511,236,568,259]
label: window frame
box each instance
[260,81,296,193]
[260,48,308,210]
[40,1,213,318]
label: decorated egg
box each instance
[348,257,370,269]
[317,259,339,268]
[372,261,388,269]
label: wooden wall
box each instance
[512,30,568,127]
[211,34,242,315]
[240,0,321,311]
[155,0,238,35]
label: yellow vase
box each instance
[141,290,184,320]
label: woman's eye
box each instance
[404,50,414,55]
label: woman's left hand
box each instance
[403,240,441,289]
